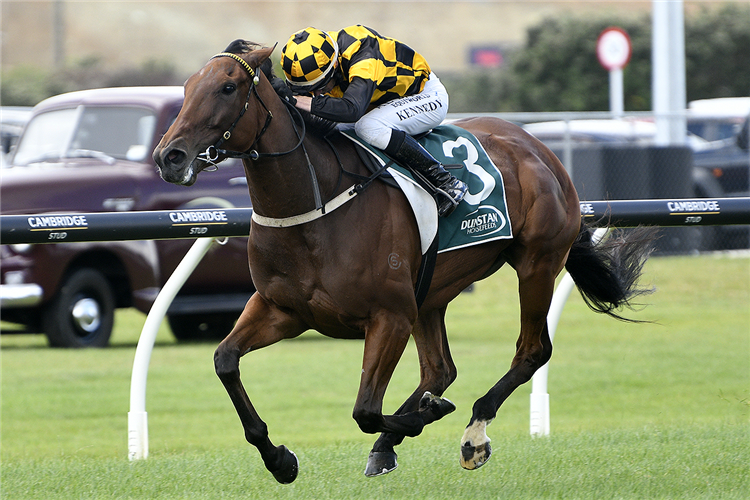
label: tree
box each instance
[685,4,750,101]
[1,58,182,107]
[510,14,652,112]
[444,4,750,113]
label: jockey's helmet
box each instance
[281,27,339,92]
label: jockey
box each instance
[280,25,467,217]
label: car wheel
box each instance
[42,268,115,348]
[167,313,237,342]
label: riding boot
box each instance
[385,130,468,217]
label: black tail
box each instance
[564,222,658,322]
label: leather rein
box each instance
[195,52,434,308]
[196,52,335,214]
[197,51,383,228]
[196,52,306,165]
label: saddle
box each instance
[298,115,513,308]
[338,124,513,253]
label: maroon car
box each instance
[0,87,255,347]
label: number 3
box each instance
[442,138,495,205]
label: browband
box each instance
[212,52,257,81]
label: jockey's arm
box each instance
[309,77,376,123]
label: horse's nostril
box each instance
[166,149,186,166]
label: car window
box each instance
[12,108,79,165]
[71,107,157,161]
[13,106,157,166]
[688,120,741,142]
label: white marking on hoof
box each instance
[460,419,493,470]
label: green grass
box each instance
[2,426,746,499]
[2,254,748,498]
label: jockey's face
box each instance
[311,60,339,96]
[312,77,337,96]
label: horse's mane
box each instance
[223,39,275,79]
[223,39,337,136]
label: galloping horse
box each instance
[154,41,653,483]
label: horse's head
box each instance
[153,40,275,186]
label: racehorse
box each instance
[153,41,654,484]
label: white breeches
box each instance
[354,73,449,150]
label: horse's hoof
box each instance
[364,451,398,477]
[419,391,457,420]
[460,440,492,470]
[271,445,299,484]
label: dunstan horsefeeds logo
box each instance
[460,205,507,238]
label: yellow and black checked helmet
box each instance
[281,27,339,92]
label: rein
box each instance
[199,51,383,227]
[196,52,306,165]
[198,52,326,211]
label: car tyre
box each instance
[167,313,237,342]
[42,268,115,348]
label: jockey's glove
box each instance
[270,77,297,105]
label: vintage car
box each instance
[0,87,255,347]
[1,106,33,168]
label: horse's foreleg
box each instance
[366,309,458,476]
[460,261,556,470]
[214,294,306,484]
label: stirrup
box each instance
[437,196,459,218]
[435,178,467,217]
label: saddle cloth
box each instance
[340,124,513,254]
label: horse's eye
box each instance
[222,83,237,95]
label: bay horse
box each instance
[153,41,653,483]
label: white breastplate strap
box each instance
[251,185,358,228]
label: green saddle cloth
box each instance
[341,124,512,252]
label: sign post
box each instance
[597,27,632,118]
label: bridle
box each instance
[192,51,389,228]
[196,52,306,166]
[197,51,329,211]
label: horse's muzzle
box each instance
[153,145,196,186]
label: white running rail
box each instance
[128,236,216,460]
[529,227,609,437]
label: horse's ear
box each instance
[247,44,277,68]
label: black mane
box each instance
[222,39,334,135]
[223,39,275,79]
[223,39,260,55]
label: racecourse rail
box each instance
[3,197,750,244]
[2,197,749,459]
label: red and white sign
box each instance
[597,27,632,71]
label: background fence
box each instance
[448,110,750,253]
[4,198,750,246]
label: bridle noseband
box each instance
[197,52,306,166]
[193,50,388,227]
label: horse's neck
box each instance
[242,102,338,219]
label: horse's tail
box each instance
[564,222,658,322]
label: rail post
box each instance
[530,227,609,437]
[128,236,217,460]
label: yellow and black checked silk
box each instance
[332,25,431,106]
[281,28,338,87]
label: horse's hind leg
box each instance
[366,308,458,476]
[353,308,456,441]
[214,294,307,484]
[460,254,559,470]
